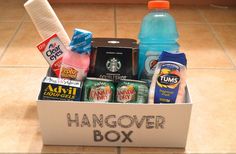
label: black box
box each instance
[88,38,138,82]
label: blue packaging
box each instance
[151,51,187,104]
[70,28,92,54]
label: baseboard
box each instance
[49,0,236,6]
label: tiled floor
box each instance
[0,0,236,153]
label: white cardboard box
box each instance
[37,87,192,147]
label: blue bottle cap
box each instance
[70,28,92,54]
[159,51,187,66]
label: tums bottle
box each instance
[138,0,179,81]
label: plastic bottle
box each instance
[149,51,187,104]
[138,0,179,81]
[60,29,92,81]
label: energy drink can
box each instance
[82,77,115,102]
[116,79,149,103]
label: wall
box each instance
[49,0,236,6]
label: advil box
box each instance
[37,87,192,147]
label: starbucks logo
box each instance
[106,58,121,72]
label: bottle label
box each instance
[60,63,87,81]
[154,63,181,103]
[143,51,160,79]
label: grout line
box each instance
[117,147,121,154]
[197,8,236,69]
[60,20,236,26]
[115,21,209,24]
[114,5,117,38]
[0,21,26,23]
[21,11,28,23]
[60,20,115,23]
[0,13,26,62]
[209,23,236,26]
[176,22,208,24]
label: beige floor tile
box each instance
[53,3,114,22]
[64,22,115,38]
[80,146,117,153]
[41,146,116,154]
[15,123,43,153]
[0,22,48,66]
[0,0,26,22]
[212,25,236,65]
[117,23,233,68]
[170,5,205,23]
[117,22,140,40]
[121,147,185,153]
[116,4,148,23]
[178,24,233,68]
[0,22,19,55]
[0,68,46,153]
[24,3,114,22]
[116,5,204,23]
[199,6,236,24]
[186,69,236,153]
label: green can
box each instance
[82,77,115,102]
[116,79,149,103]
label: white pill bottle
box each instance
[149,51,187,104]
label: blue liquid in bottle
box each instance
[138,0,179,81]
